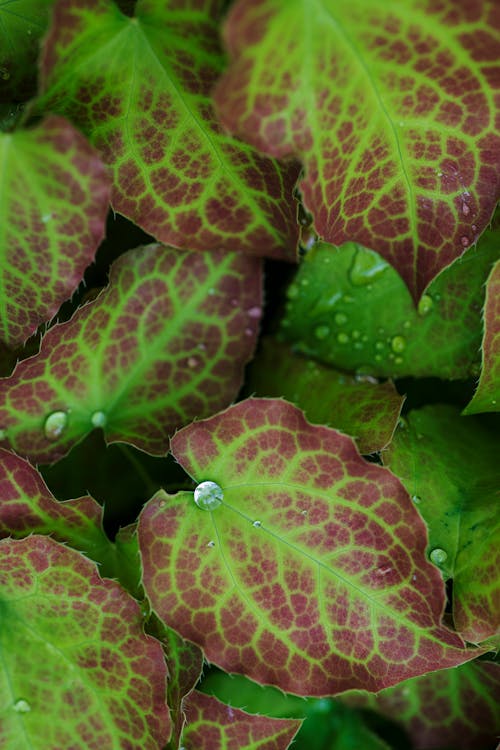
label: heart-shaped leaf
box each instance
[139,398,476,696]
[214,0,500,297]
[38,0,299,260]
[0,535,170,749]
[0,115,111,348]
[0,244,262,463]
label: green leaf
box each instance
[0,243,262,463]
[0,535,170,749]
[280,233,498,379]
[182,691,301,750]
[0,0,54,102]
[138,398,476,697]
[246,337,404,453]
[384,405,500,643]
[38,0,299,259]
[342,661,500,750]
[463,259,500,414]
[214,0,500,297]
[0,115,111,348]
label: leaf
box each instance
[0,243,262,463]
[181,691,301,750]
[384,405,500,643]
[0,0,53,102]
[0,115,111,348]
[0,535,170,749]
[38,0,299,260]
[463,259,500,414]
[214,0,500,297]
[280,233,498,379]
[138,398,476,697]
[341,661,500,750]
[246,337,404,453]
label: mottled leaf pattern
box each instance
[0,536,170,749]
[247,337,404,453]
[182,691,301,750]
[0,244,262,463]
[464,259,500,414]
[280,236,497,379]
[214,0,500,297]
[139,398,475,697]
[0,115,111,348]
[385,405,500,643]
[38,0,299,259]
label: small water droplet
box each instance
[418,294,433,316]
[90,411,106,428]
[44,411,68,441]
[349,248,388,286]
[314,325,330,340]
[377,566,392,575]
[430,548,447,565]
[436,170,443,177]
[412,575,417,582]
[301,509,308,516]
[158,499,165,508]
[288,284,299,299]
[334,312,347,325]
[187,357,198,368]
[375,341,384,350]
[471,224,477,232]
[13,699,31,713]
[245,327,253,336]
[198,343,206,350]
[208,288,216,295]
[352,330,361,339]
[41,213,52,223]
[391,335,406,353]
[461,236,469,248]
[337,332,349,344]
[300,278,310,287]
[462,202,470,216]
[194,481,223,511]
[252,520,262,528]
[247,306,261,318]
[207,540,216,548]
[412,495,421,504]
[374,354,382,362]
[394,356,403,365]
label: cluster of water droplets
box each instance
[41,409,108,442]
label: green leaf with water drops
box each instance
[0,243,262,463]
[246,337,404,454]
[280,230,498,379]
[0,535,170,749]
[138,398,477,697]
[384,404,500,643]
[0,115,111,348]
[181,691,302,750]
[37,0,299,260]
[341,660,500,750]
[463,259,500,415]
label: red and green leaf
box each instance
[246,337,404,453]
[139,398,476,697]
[280,231,498,379]
[384,405,500,643]
[214,0,500,297]
[181,691,301,750]
[0,535,170,749]
[0,243,262,463]
[37,0,299,260]
[0,115,110,348]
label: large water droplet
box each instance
[418,294,433,316]
[194,481,223,511]
[334,312,347,325]
[349,248,388,286]
[430,548,447,565]
[13,699,31,713]
[44,411,68,441]
[91,411,106,428]
[314,325,330,340]
[391,335,406,353]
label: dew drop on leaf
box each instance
[412,495,422,504]
[391,335,406,353]
[13,699,31,713]
[314,325,330,340]
[337,332,349,344]
[43,411,68,441]
[91,411,106,428]
[247,306,261,318]
[207,540,216,548]
[418,294,434,316]
[252,520,262,527]
[349,248,388,286]
[430,548,448,565]
[193,481,223,511]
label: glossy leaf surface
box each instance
[0,115,110,348]
[215,0,500,297]
[182,691,301,750]
[385,405,500,643]
[342,660,500,750]
[247,337,404,453]
[38,0,299,259]
[0,536,170,749]
[280,236,497,379]
[0,244,262,463]
[464,259,500,414]
[139,398,474,697]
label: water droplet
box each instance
[334,312,347,325]
[377,565,392,575]
[375,341,384,351]
[194,481,223,511]
[394,356,403,365]
[187,357,198,368]
[412,495,421,504]
[337,332,349,344]
[41,213,52,223]
[90,411,106,429]
[430,548,447,565]
[198,343,206,350]
[391,335,406,353]
[351,329,360,339]
[208,288,216,295]
[245,328,253,336]
[288,284,299,299]
[300,278,310,287]
[13,699,31,713]
[314,325,330,340]
[418,294,433,316]
[461,236,469,248]
[247,306,261,318]
[301,509,308,516]
[44,411,68,441]
[252,520,262,528]
[349,248,388,286]
[462,202,470,216]
[207,540,216,548]
[374,354,382,362]
[436,170,443,177]
[158,500,165,508]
